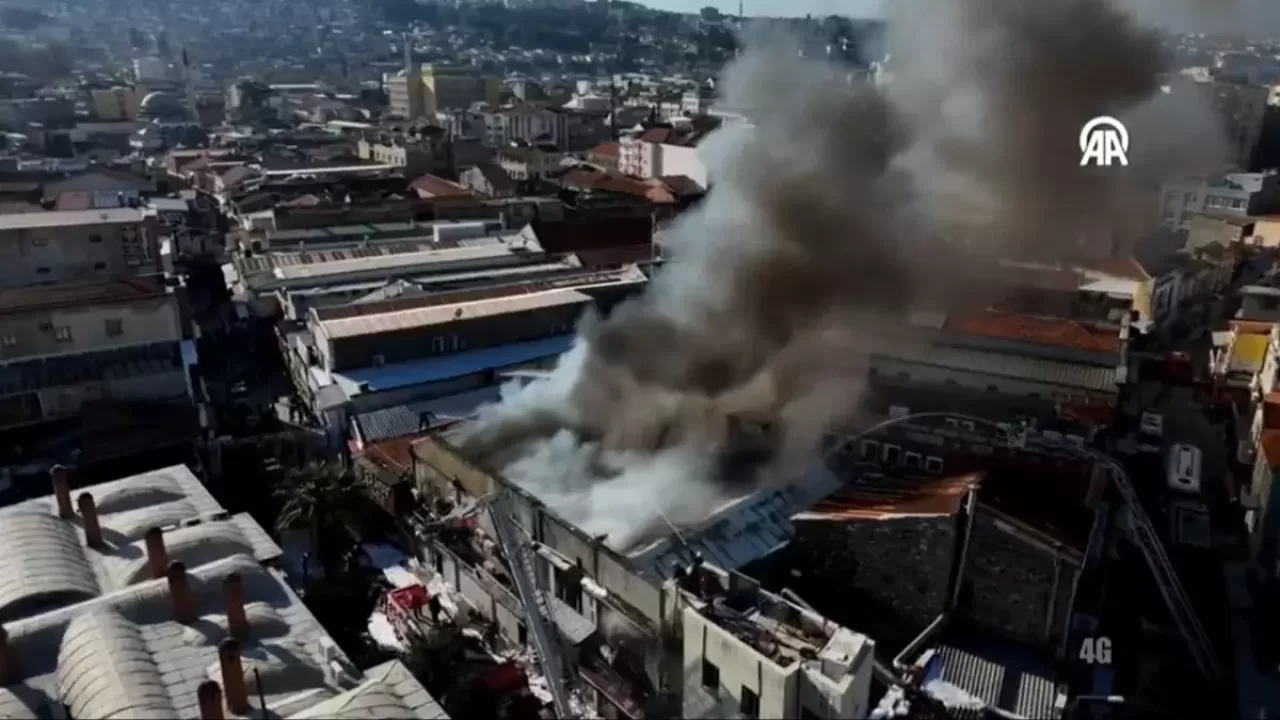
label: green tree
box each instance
[274,460,369,575]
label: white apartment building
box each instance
[483,105,571,151]
[1159,173,1280,231]
[618,127,709,187]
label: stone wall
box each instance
[790,517,956,633]
[791,509,1080,652]
[965,511,1077,648]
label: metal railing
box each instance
[488,491,578,719]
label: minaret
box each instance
[181,48,199,123]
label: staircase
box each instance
[488,492,578,719]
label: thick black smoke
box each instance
[449,0,1230,551]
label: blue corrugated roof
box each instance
[338,334,575,393]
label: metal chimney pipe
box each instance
[197,680,224,720]
[51,465,73,519]
[218,638,250,715]
[167,561,196,624]
[223,573,248,640]
[77,493,103,549]
[144,527,169,579]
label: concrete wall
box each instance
[791,508,1081,652]
[33,367,189,422]
[0,293,182,362]
[682,606,799,719]
[0,217,160,288]
[789,517,956,633]
[965,511,1081,648]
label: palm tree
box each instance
[273,460,367,577]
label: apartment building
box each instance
[482,104,571,151]
[0,208,196,433]
[0,463,447,718]
[498,144,566,181]
[618,125,711,187]
[407,434,875,720]
[1159,172,1280,231]
[356,129,453,181]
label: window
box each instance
[35,267,50,274]
[0,336,14,348]
[104,319,122,337]
[925,456,944,473]
[372,354,386,367]
[89,234,103,243]
[860,440,879,461]
[517,623,527,645]
[54,326,71,342]
[740,687,759,719]
[700,659,720,692]
[431,337,445,353]
[905,451,922,469]
[883,444,901,464]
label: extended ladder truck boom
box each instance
[487,491,579,719]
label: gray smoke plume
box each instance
[449,0,1231,552]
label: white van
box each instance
[1166,444,1202,495]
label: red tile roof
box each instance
[410,174,475,199]
[1262,430,1280,470]
[362,434,425,476]
[944,310,1122,353]
[560,169,676,203]
[589,141,619,159]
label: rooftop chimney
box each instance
[77,493,103,549]
[51,465,73,519]
[223,573,248,640]
[145,527,169,580]
[218,638,249,715]
[167,561,196,624]
[0,625,12,686]
[197,680,224,720]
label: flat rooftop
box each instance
[0,207,146,231]
[318,288,592,340]
[0,464,447,719]
[0,276,170,317]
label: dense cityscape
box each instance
[0,0,1277,718]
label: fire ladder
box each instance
[487,491,579,719]
[1099,458,1222,685]
[827,412,1222,687]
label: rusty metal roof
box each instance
[796,472,981,521]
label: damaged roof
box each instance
[794,472,980,521]
[944,310,1122,354]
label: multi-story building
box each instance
[0,208,197,436]
[617,126,710,187]
[90,85,148,121]
[482,104,570,151]
[388,65,503,119]
[356,130,451,180]
[498,144,566,181]
[1159,173,1280,232]
[407,434,876,720]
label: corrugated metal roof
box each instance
[628,467,842,579]
[319,289,590,339]
[873,345,1119,393]
[795,472,979,521]
[356,385,507,443]
[550,596,595,646]
[931,643,1058,719]
[337,334,574,394]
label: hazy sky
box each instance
[634,0,884,19]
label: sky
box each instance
[633,0,885,19]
